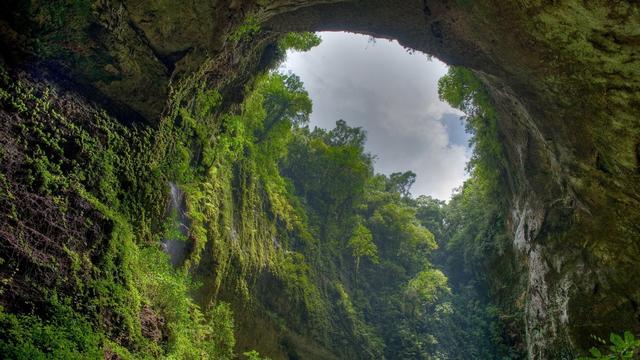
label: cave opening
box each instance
[217,30,516,358]
[280,31,470,200]
[1,1,639,359]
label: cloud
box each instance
[280,32,471,200]
[440,113,469,148]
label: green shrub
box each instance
[136,247,236,359]
[243,349,272,360]
[0,301,103,359]
[579,332,640,360]
[229,16,261,42]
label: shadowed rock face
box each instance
[2,0,639,357]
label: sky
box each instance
[280,32,471,200]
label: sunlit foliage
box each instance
[406,268,450,305]
[278,32,322,52]
[578,332,640,360]
[0,32,524,359]
[438,66,505,195]
[348,222,379,271]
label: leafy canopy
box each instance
[348,222,379,270]
[278,32,322,52]
[406,268,450,305]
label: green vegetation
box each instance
[0,40,522,358]
[348,223,379,272]
[229,16,261,42]
[20,0,93,58]
[243,349,272,360]
[428,66,525,358]
[1,19,627,359]
[579,332,640,360]
[278,32,322,52]
[0,27,331,357]
[0,301,102,360]
[1,0,638,358]
[438,66,505,194]
[0,58,237,357]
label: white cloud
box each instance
[281,32,470,200]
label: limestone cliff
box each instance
[1,1,639,358]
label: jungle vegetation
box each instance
[1,27,636,359]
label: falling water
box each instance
[163,182,189,266]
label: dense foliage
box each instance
[0,28,530,357]
[578,332,640,360]
[1,50,523,359]
[1,0,639,357]
[269,65,526,359]
[0,31,320,359]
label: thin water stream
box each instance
[163,182,189,266]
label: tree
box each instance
[324,119,367,148]
[387,171,416,198]
[283,120,373,218]
[406,268,450,305]
[278,32,322,52]
[438,66,505,195]
[348,222,379,272]
[414,195,446,241]
[258,72,312,140]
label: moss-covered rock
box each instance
[1,0,639,358]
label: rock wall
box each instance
[2,0,639,357]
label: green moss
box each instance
[0,300,103,359]
[229,16,261,42]
[0,64,242,358]
[27,0,94,58]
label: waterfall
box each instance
[163,182,189,266]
